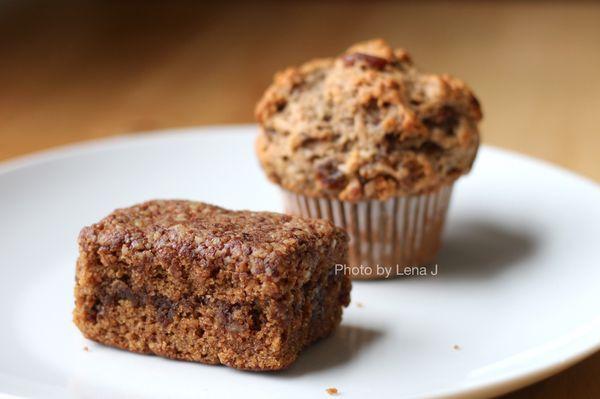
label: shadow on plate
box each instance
[276,324,383,377]
[436,219,539,279]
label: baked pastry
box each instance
[255,39,482,279]
[73,200,351,370]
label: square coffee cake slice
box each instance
[74,200,350,370]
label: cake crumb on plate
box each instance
[326,387,339,395]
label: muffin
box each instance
[255,39,482,279]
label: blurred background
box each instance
[1,1,599,183]
[0,1,599,397]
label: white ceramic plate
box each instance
[1,126,599,399]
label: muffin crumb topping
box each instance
[256,39,482,201]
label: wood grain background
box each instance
[1,1,598,397]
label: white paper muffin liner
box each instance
[283,185,453,279]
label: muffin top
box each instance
[255,39,482,201]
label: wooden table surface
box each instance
[1,2,598,398]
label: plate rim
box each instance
[1,124,599,194]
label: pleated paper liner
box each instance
[283,185,453,279]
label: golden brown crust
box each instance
[255,39,482,201]
[73,200,350,370]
